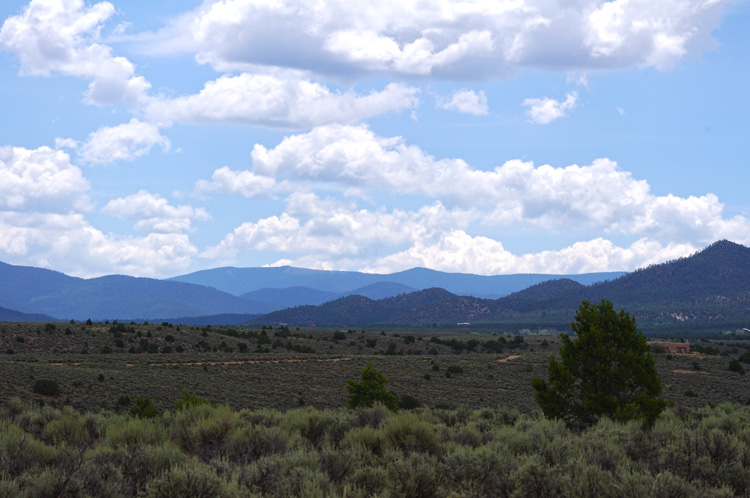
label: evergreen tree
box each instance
[531,299,665,429]
[346,361,398,412]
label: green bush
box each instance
[381,413,440,455]
[729,359,745,375]
[129,396,160,419]
[229,424,287,464]
[105,417,168,448]
[142,461,232,498]
[398,393,421,410]
[32,379,60,397]
[174,389,212,411]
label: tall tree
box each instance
[531,299,665,429]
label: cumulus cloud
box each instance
[144,73,419,129]
[200,188,712,275]
[437,89,489,115]
[153,0,729,78]
[195,167,276,198]
[239,125,750,245]
[101,190,210,233]
[0,146,91,212]
[75,119,170,164]
[523,92,578,124]
[366,234,699,275]
[0,0,150,105]
[201,193,475,264]
[0,211,197,277]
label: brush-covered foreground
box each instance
[2,399,750,497]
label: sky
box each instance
[0,0,749,279]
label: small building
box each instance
[647,341,690,354]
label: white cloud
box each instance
[200,188,715,275]
[0,211,197,278]
[76,119,170,164]
[437,89,489,115]
[523,92,578,124]
[195,167,276,198]
[202,193,475,264]
[153,0,730,79]
[243,125,750,245]
[0,145,91,212]
[101,190,210,233]
[366,234,699,275]
[144,73,419,129]
[0,0,150,105]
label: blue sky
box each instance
[1,0,748,278]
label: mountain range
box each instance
[250,240,750,334]
[0,259,624,322]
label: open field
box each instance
[1,321,749,414]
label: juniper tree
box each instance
[346,361,398,412]
[531,299,665,429]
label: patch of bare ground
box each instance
[672,369,707,374]
[497,355,522,363]
[141,357,354,367]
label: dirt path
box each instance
[497,355,522,363]
[134,357,354,367]
[672,369,706,374]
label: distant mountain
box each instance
[250,241,750,333]
[0,306,58,323]
[170,265,625,298]
[147,314,262,327]
[3,240,746,330]
[241,287,339,308]
[0,261,81,313]
[241,282,417,309]
[342,282,417,300]
[0,263,281,321]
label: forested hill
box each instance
[253,288,501,326]
[589,240,750,304]
[252,240,750,333]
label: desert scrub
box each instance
[170,403,235,461]
[280,406,354,448]
[380,412,441,455]
[105,416,169,448]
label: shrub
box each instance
[229,424,287,464]
[399,393,421,410]
[729,359,745,375]
[105,418,168,448]
[130,396,160,419]
[381,413,441,455]
[33,379,60,397]
[142,462,232,498]
[386,451,439,498]
[347,465,389,496]
[174,389,212,411]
